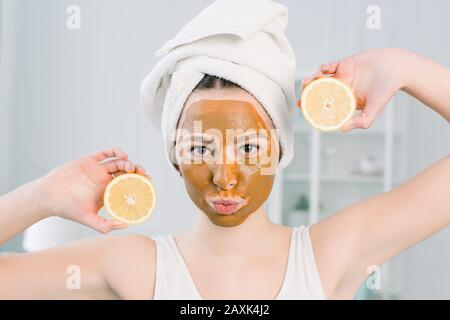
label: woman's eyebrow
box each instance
[234,131,269,143]
[181,133,215,144]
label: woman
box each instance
[0,0,449,299]
[1,47,449,299]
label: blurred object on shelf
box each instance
[286,193,325,227]
[322,145,337,174]
[295,193,309,211]
[287,193,309,227]
[352,154,384,176]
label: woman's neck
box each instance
[181,205,286,258]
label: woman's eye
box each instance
[191,145,211,156]
[240,144,259,155]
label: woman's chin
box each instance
[204,209,252,228]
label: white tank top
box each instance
[151,226,326,299]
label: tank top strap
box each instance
[151,234,202,300]
[276,226,327,299]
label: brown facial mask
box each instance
[176,99,279,227]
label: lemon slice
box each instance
[300,77,356,131]
[103,173,156,224]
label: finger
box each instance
[102,159,136,174]
[341,110,377,132]
[135,164,145,175]
[105,219,128,231]
[319,61,339,75]
[112,170,127,178]
[135,164,152,179]
[305,61,340,85]
[300,76,314,92]
[93,147,128,162]
[81,214,128,234]
[312,69,325,79]
[342,91,394,132]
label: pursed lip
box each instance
[206,196,247,215]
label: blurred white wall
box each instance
[2,0,213,248]
[0,0,14,196]
[0,0,449,298]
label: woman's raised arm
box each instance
[299,48,450,299]
[0,148,155,299]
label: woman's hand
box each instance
[297,48,413,131]
[38,147,150,233]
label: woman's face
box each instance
[175,88,280,227]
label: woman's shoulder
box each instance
[91,233,156,255]
[98,234,157,299]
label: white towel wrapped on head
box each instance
[140,0,296,173]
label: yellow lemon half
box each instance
[103,173,155,224]
[300,77,356,131]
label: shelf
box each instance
[284,173,309,181]
[323,175,385,184]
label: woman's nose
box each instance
[212,164,237,190]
